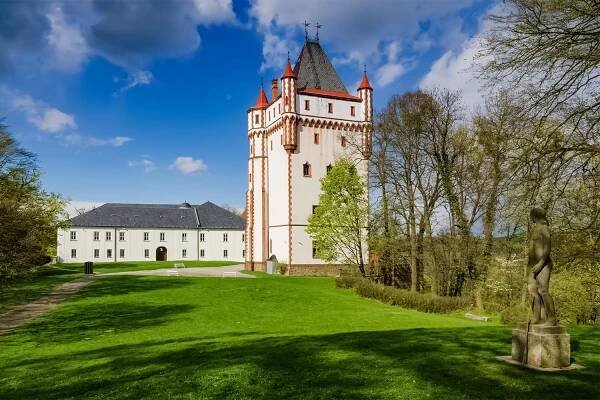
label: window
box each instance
[326,164,332,174]
[182,233,187,242]
[200,233,205,242]
[93,231,99,241]
[223,233,228,242]
[312,205,318,214]
[304,99,310,110]
[285,96,289,105]
[242,249,246,258]
[71,249,76,258]
[200,249,205,258]
[160,232,165,241]
[249,173,252,182]
[182,249,187,258]
[350,106,356,116]
[106,231,112,241]
[328,103,333,113]
[303,162,311,177]
[144,232,149,241]
[341,136,347,147]
[223,249,228,258]
[278,104,281,113]
[107,249,112,258]
[312,244,318,258]
[119,249,125,258]
[269,239,272,253]
[119,231,125,241]
[242,233,246,243]
[270,141,273,151]
[254,114,259,124]
[314,133,319,144]
[70,231,77,241]
[144,249,149,258]
[94,249,99,258]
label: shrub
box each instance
[276,264,288,275]
[552,270,595,324]
[335,275,363,289]
[500,303,529,325]
[336,276,470,313]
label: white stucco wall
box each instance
[57,227,244,263]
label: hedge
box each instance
[336,276,470,313]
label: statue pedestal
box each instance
[511,323,571,369]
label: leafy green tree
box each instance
[307,158,369,276]
[0,123,68,281]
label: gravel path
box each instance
[101,264,254,278]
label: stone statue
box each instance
[503,207,571,370]
[527,207,557,325]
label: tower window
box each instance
[270,141,273,151]
[314,133,319,144]
[305,100,310,110]
[255,114,259,124]
[285,96,289,105]
[341,136,347,147]
[328,103,333,113]
[278,104,281,113]
[351,106,356,116]
[303,162,311,177]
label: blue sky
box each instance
[0,0,497,213]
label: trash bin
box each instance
[84,261,94,274]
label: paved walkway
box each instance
[0,276,94,336]
[102,264,255,278]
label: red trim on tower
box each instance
[298,88,362,102]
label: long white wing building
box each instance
[245,38,373,275]
[57,202,245,263]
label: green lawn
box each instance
[0,271,598,399]
[58,260,241,274]
[0,267,82,314]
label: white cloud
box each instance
[193,0,236,24]
[88,136,133,147]
[250,0,474,85]
[419,4,501,111]
[47,5,89,72]
[10,92,77,133]
[169,156,208,175]
[117,70,154,93]
[375,42,406,87]
[129,158,157,173]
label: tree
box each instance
[0,123,68,281]
[307,158,369,276]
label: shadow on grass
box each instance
[1,326,599,400]
[74,275,197,299]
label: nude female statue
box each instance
[528,207,557,325]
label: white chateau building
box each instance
[57,202,245,263]
[245,39,373,275]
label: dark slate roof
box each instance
[294,41,348,93]
[195,201,245,229]
[69,202,245,230]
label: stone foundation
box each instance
[244,261,266,272]
[511,323,571,369]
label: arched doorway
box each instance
[156,246,167,261]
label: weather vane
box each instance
[315,22,322,42]
[303,21,323,42]
[304,21,311,41]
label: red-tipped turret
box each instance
[358,70,372,90]
[281,58,296,79]
[254,86,269,108]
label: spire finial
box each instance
[287,51,290,63]
[364,64,367,74]
[315,22,322,42]
[304,21,310,41]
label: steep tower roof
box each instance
[253,85,269,108]
[294,41,347,93]
[281,58,296,79]
[358,70,372,90]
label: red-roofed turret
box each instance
[281,58,296,79]
[254,85,269,109]
[358,70,372,91]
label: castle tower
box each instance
[245,39,373,275]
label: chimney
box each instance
[271,78,278,101]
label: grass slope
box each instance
[0,267,82,314]
[58,260,240,274]
[0,274,598,399]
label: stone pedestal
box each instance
[511,323,571,369]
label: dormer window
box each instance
[303,162,311,177]
[328,103,333,113]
